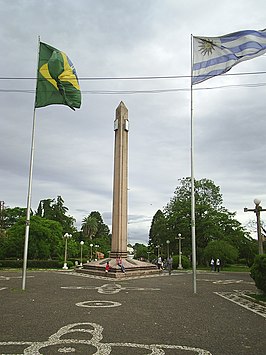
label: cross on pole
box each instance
[244,198,266,255]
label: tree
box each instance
[90,211,110,239]
[92,235,111,258]
[81,211,111,257]
[81,211,110,241]
[203,240,239,266]
[1,206,28,229]
[35,196,76,233]
[81,216,98,240]
[152,177,254,264]
[2,216,63,259]
[148,210,168,254]
[134,243,148,260]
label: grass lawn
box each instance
[249,293,266,303]
[196,264,250,272]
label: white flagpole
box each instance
[22,36,40,290]
[190,34,197,294]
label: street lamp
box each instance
[80,241,84,266]
[62,233,72,269]
[147,251,151,262]
[89,243,93,261]
[244,199,265,254]
[166,240,170,259]
[176,233,184,270]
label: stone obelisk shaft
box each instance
[110,102,128,258]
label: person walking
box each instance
[167,256,173,275]
[157,256,163,271]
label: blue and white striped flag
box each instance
[192,29,266,85]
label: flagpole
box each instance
[190,34,197,294]
[22,36,40,290]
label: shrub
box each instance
[172,255,191,269]
[250,254,266,294]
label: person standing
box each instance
[210,258,215,272]
[216,258,221,272]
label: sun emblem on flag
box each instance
[198,39,215,56]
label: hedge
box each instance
[250,254,266,294]
[0,259,74,269]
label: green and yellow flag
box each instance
[35,42,81,110]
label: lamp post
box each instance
[166,240,170,259]
[147,251,151,262]
[95,244,99,260]
[80,241,84,266]
[89,243,93,261]
[244,198,265,255]
[62,233,72,269]
[176,233,184,270]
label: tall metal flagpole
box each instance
[22,36,40,290]
[190,34,197,294]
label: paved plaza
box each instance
[0,269,265,354]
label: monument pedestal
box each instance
[77,258,158,278]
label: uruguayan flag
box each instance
[192,29,266,85]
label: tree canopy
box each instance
[149,177,256,264]
[36,196,76,233]
[1,216,63,259]
[0,197,111,261]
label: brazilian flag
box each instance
[35,42,81,110]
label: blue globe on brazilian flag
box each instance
[35,42,81,110]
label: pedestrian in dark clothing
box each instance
[167,256,173,275]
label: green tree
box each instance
[92,235,111,258]
[36,196,76,233]
[90,211,110,239]
[81,211,111,258]
[1,206,27,229]
[203,240,239,266]
[134,243,148,260]
[148,210,168,254]
[81,216,98,240]
[81,211,110,241]
[154,177,253,264]
[3,216,63,259]
[36,198,54,219]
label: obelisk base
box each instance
[109,251,128,258]
[77,258,158,279]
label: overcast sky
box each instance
[1,0,266,245]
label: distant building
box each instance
[127,245,134,258]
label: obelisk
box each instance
[110,101,129,258]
